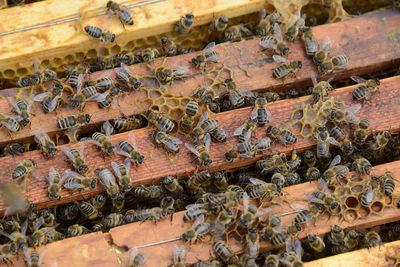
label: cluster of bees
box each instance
[0,1,399,267]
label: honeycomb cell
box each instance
[135,38,146,47]
[76,52,85,61]
[301,3,329,25]
[384,195,393,206]
[358,206,371,218]
[371,201,384,213]
[342,209,358,223]
[40,59,50,68]
[110,45,121,55]
[166,98,180,107]
[169,107,184,121]
[64,55,74,64]
[345,196,359,208]
[16,68,28,76]
[149,89,162,98]
[124,41,134,50]
[87,49,98,58]
[150,104,159,111]
[146,36,158,45]
[53,57,63,66]
[154,98,165,105]
[351,184,363,194]
[3,69,15,78]
[160,105,170,114]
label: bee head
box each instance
[49,192,60,200]
[191,58,199,67]
[161,37,168,45]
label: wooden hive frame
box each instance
[0,2,400,267]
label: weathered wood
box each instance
[5,159,400,267]
[0,9,399,147]
[0,75,399,216]
[304,239,400,267]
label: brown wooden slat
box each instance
[5,159,400,267]
[0,75,399,216]
[0,9,399,147]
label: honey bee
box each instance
[264,254,280,267]
[111,159,132,193]
[0,220,28,253]
[270,230,288,246]
[127,247,145,267]
[106,1,134,26]
[76,200,102,220]
[256,153,287,174]
[135,207,167,222]
[312,37,332,65]
[328,225,345,246]
[143,109,175,132]
[303,150,316,167]
[62,169,96,192]
[344,230,360,250]
[67,224,90,237]
[163,176,183,196]
[103,213,125,229]
[369,131,391,151]
[360,175,380,207]
[223,24,252,42]
[152,131,182,154]
[193,85,216,105]
[11,159,35,181]
[252,95,272,126]
[280,240,304,267]
[362,231,382,249]
[132,184,164,199]
[57,113,91,129]
[189,111,218,142]
[305,167,321,181]
[183,203,208,222]
[307,234,325,253]
[328,104,361,126]
[210,14,228,32]
[29,217,63,247]
[353,118,370,146]
[181,99,199,130]
[352,157,372,175]
[307,179,339,213]
[302,27,319,57]
[222,78,248,108]
[245,228,260,259]
[284,11,306,41]
[89,131,115,156]
[7,96,34,127]
[98,84,123,109]
[70,75,108,110]
[266,125,296,145]
[330,127,354,155]
[191,42,220,70]
[187,170,212,191]
[0,114,21,133]
[182,214,210,244]
[238,193,272,228]
[380,171,396,196]
[40,209,56,227]
[314,127,336,158]
[213,241,239,264]
[61,144,88,175]
[322,155,349,184]
[161,37,178,57]
[138,48,160,63]
[46,167,62,200]
[155,65,188,85]
[310,71,334,102]
[225,138,271,161]
[115,63,142,91]
[34,130,57,158]
[234,118,257,143]
[331,55,349,68]
[95,167,125,210]
[294,202,324,226]
[175,13,194,34]
[259,23,289,56]
[110,115,143,133]
[2,143,29,157]
[246,177,280,200]
[56,204,79,221]
[185,133,212,166]
[0,242,17,264]
[272,55,302,79]
[256,9,281,36]
[317,59,335,74]
[84,25,115,43]
[24,247,48,267]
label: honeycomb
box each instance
[329,175,396,223]
[0,0,393,88]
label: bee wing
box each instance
[168,134,183,145]
[250,106,258,120]
[192,214,205,229]
[205,52,220,62]
[111,97,119,110]
[33,92,50,102]
[329,155,341,169]
[364,90,372,100]
[350,76,367,84]
[259,9,267,20]
[128,247,139,265]
[320,37,332,52]
[102,121,113,136]
[47,95,61,112]
[34,216,45,232]
[48,167,58,184]
[63,169,84,180]
[203,41,216,52]
[111,161,122,179]
[7,114,23,122]
[88,139,102,147]
[61,147,75,161]
[115,66,130,82]
[306,39,319,53]
[345,103,362,115]
[272,54,287,63]
[288,202,307,211]
[21,220,28,236]
[7,97,20,113]
[266,106,273,122]
[185,203,204,211]
[128,131,138,149]
[185,143,200,157]
[290,10,301,25]
[306,195,325,205]
[365,187,376,203]
[319,178,333,194]
[115,148,131,158]
[76,74,84,92]
[250,177,266,185]
[173,245,185,264]
[124,157,131,173]
[259,37,277,49]
[34,131,47,148]
[273,23,283,42]
[172,66,189,76]
[242,192,249,212]
[233,122,247,136]
[23,247,31,265]
[229,90,242,106]
[256,207,273,219]
[204,133,211,152]
[326,74,336,83]
[38,247,48,266]
[328,137,340,146]
[293,240,303,260]
[87,92,108,102]
[255,138,271,149]
[0,230,15,241]
[311,71,318,87]
[197,111,209,126]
